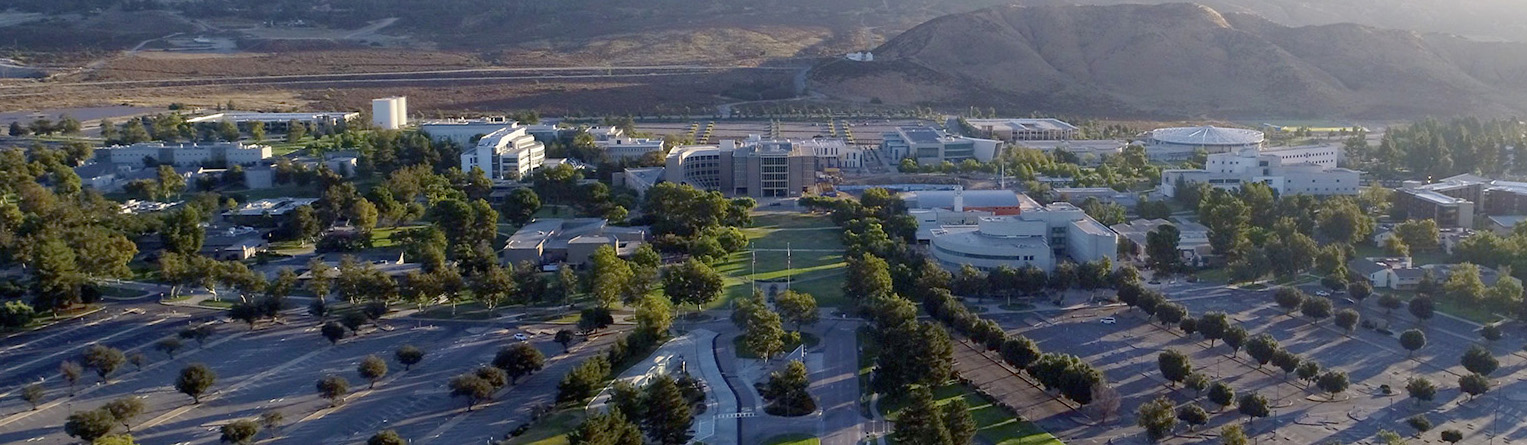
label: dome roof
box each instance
[1150,126,1264,146]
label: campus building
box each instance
[501,218,647,267]
[460,125,547,180]
[97,142,273,167]
[1159,148,1361,198]
[1110,219,1214,267]
[924,202,1117,272]
[420,117,522,146]
[964,118,1080,141]
[902,189,1026,216]
[880,126,1001,165]
[597,137,666,161]
[664,137,821,198]
[186,112,358,131]
[1144,126,1265,161]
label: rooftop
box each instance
[1150,126,1265,146]
[1404,189,1471,206]
[965,118,1079,132]
[903,190,1021,210]
[899,126,946,144]
[186,112,358,123]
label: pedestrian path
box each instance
[583,329,739,443]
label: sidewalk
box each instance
[582,329,738,443]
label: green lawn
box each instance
[752,213,839,229]
[882,383,1062,445]
[504,409,581,445]
[98,287,145,299]
[411,302,503,320]
[764,433,821,445]
[372,225,428,249]
[197,300,235,309]
[714,213,849,308]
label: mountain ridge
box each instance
[809,3,1527,119]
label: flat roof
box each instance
[1070,218,1116,237]
[1404,189,1469,206]
[905,190,1020,209]
[899,127,945,144]
[186,112,357,123]
[965,118,1079,132]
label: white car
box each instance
[512,333,529,341]
[1100,317,1117,324]
[1315,290,1331,297]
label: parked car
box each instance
[1100,317,1117,324]
[512,333,529,341]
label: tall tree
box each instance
[493,343,546,384]
[641,375,694,445]
[1136,396,1177,442]
[175,363,216,404]
[891,386,950,445]
[662,258,724,310]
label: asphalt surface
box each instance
[987,281,1527,444]
[0,301,623,445]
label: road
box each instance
[1,65,803,91]
[813,318,865,445]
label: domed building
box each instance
[1145,125,1264,161]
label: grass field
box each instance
[714,212,848,308]
[504,409,580,445]
[881,383,1063,445]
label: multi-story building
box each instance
[97,142,273,167]
[1160,148,1361,198]
[597,137,666,161]
[1394,188,1475,228]
[459,126,547,180]
[924,201,1117,272]
[420,117,521,146]
[880,126,1001,165]
[1387,174,1527,228]
[664,137,821,198]
[964,118,1080,141]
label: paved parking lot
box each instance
[0,308,618,445]
[990,283,1527,444]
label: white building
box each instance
[186,112,358,129]
[1159,148,1360,198]
[371,97,407,130]
[881,126,1001,165]
[1145,126,1265,161]
[460,126,547,180]
[420,117,520,146]
[916,200,1123,273]
[965,118,1080,141]
[98,142,272,167]
[597,137,666,161]
[1110,219,1213,266]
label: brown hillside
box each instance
[810,3,1527,119]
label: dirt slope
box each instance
[810,3,1527,119]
